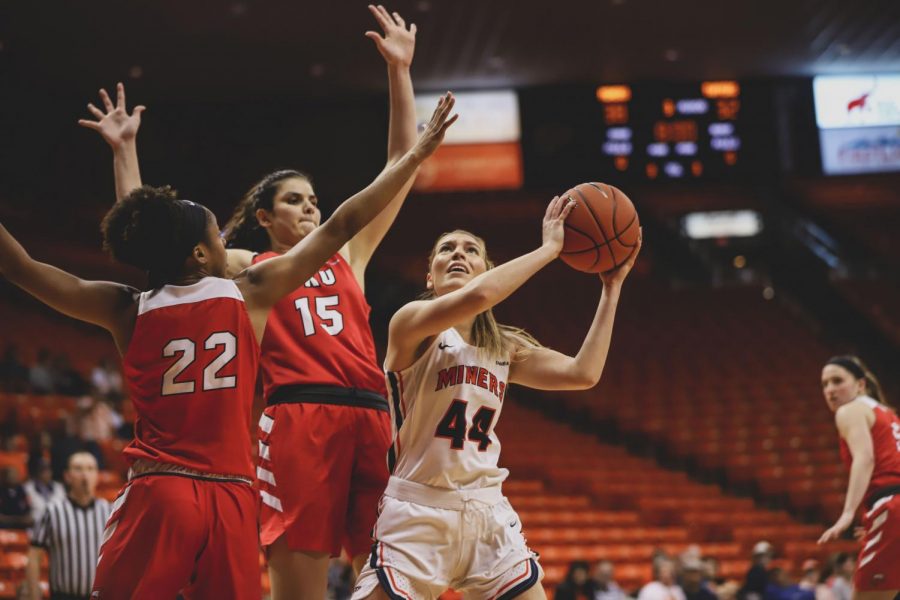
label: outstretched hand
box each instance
[599,227,642,287]
[541,196,578,257]
[78,82,145,149]
[365,4,416,67]
[411,92,458,160]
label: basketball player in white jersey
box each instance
[353,196,641,600]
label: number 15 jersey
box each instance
[386,327,511,490]
[253,252,386,399]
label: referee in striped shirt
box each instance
[26,451,111,600]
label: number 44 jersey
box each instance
[253,252,386,398]
[386,327,511,490]
[122,278,260,479]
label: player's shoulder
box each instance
[834,398,873,426]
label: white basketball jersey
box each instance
[385,327,511,490]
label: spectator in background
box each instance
[827,553,854,600]
[593,560,627,600]
[556,560,597,600]
[327,558,354,600]
[29,348,55,394]
[71,393,122,444]
[0,465,31,529]
[740,540,774,600]
[639,557,686,600]
[764,568,792,600]
[682,557,719,600]
[23,457,65,526]
[797,560,834,600]
[51,354,88,396]
[0,343,29,392]
[90,357,123,402]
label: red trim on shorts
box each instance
[385,566,414,600]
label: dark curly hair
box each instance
[223,170,312,253]
[101,185,211,288]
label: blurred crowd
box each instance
[554,542,856,600]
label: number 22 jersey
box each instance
[122,278,259,479]
[386,327,511,490]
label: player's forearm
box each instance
[328,151,423,241]
[842,453,874,517]
[467,245,557,310]
[0,222,32,278]
[113,140,143,202]
[386,65,417,164]
[568,283,622,387]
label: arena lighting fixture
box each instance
[701,81,740,99]
[596,85,632,103]
[682,210,762,239]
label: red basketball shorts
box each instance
[91,473,260,600]
[257,401,392,557]
[855,493,900,591]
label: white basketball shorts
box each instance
[352,477,542,600]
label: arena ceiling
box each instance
[3,0,900,99]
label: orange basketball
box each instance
[560,182,640,273]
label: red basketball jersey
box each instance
[253,252,386,398]
[122,278,259,479]
[840,396,900,505]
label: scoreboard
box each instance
[596,81,743,180]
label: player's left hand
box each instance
[78,82,145,150]
[818,511,854,544]
[365,5,416,67]
[599,227,642,287]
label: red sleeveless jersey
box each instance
[840,396,900,505]
[252,251,386,399]
[122,278,259,479]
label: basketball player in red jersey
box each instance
[79,8,419,597]
[353,201,641,600]
[818,355,900,598]
[0,94,455,599]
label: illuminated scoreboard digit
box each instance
[596,81,742,180]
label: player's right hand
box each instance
[78,82,145,149]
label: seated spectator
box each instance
[0,343,29,392]
[797,560,834,600]
[826,553,854,600]
[557,560,597,600]
[764,567,792,600]
[23,457,65,525]
[639,557,686,600]
[327,557,355,600]
[593,560,627,600]
[71,393,123,444]
[29,348,55,394]
[740,540,774,600]
[91,357,123,402]
[682,557,718,600]
[51,353,88,396]
[0,464,31,529]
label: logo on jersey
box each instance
[496,360,509,366]
[304,268,336,288]
[438,342,453,350]
[435,364,507,402]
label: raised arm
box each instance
[819,402,875,543]
[0,222,136,348]
[78,82,145,202]
[345,5,420,282]
[509,235,641,390]
[238,93,456,312]
[386,197,576,370]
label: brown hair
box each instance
[223,170,312,252]
[422,230,542,360]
